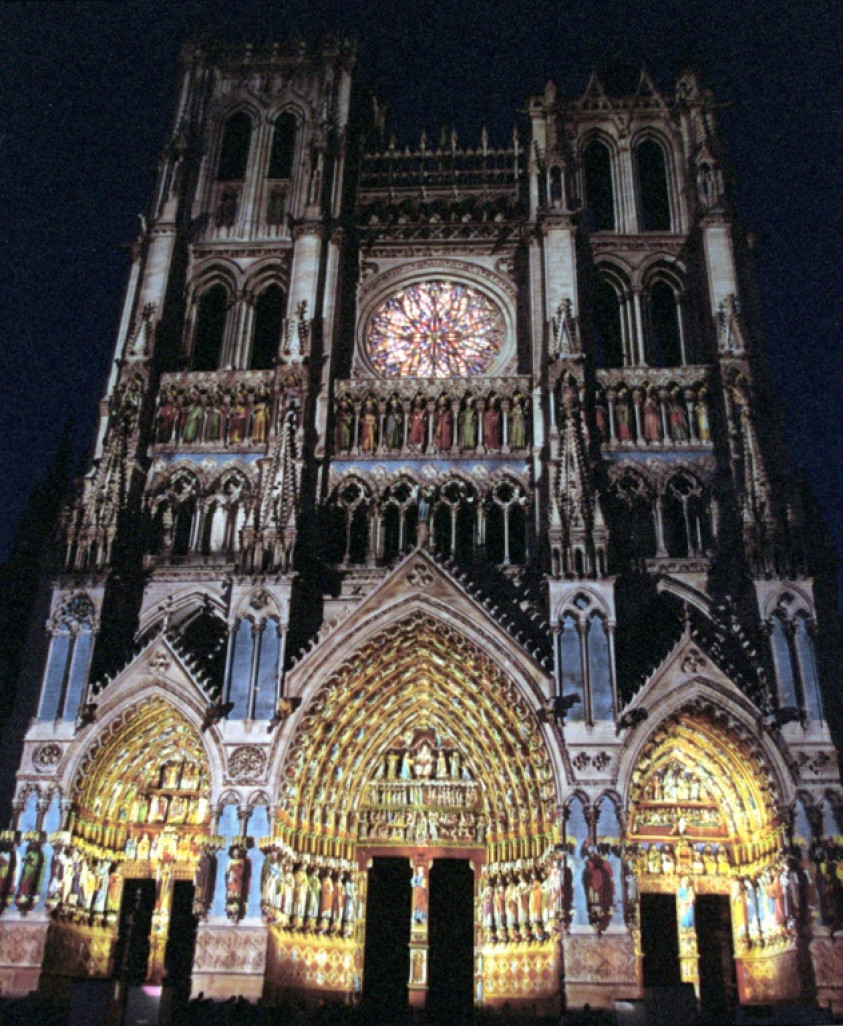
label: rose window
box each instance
[364,280,505,377]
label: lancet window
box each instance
[645,279,683,367]
[226,613,282,721]
[431,479,477,562]
[39,593,97,722]
[380,480,419,562]
[191,284,229,371]
[635,137,672,231]
[582,139,615,232]
[198,471,251,557]
[554,592,615,723]
[268,111,297,181]
[485,478,528,566]
[767,594,823,721]
[607,470,657,567]
[250,283,285,370]
[217,112,253,182]
[592,275,625,368]
[662,472,712,558]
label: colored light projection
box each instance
[364,281,505,378]
[628,709,780,872]
[71,698,212,862]
[276,613,555,866]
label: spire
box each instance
[550,377,608,578]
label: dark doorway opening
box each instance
[427,859,474,1024]
[115,879,156,984]
[696,894,737,1020]
[164,881,198,1006]
[641,893,681,988]
[363,857,411,1021]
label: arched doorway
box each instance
[42,698,213,991]
[261,612,561,1012]
[628,705,793,1012]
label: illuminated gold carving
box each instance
[41,699,213,982]
[277,613,554,866]
[629,709,782,876]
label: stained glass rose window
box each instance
[364,280,505,377]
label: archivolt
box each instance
[72,697,210,843]
[276,612,556,862]
[629,705,782,865]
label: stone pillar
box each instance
[677,879,700,998]
[147,862,175,983]
[408,857,430,1009]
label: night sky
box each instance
[0,1,839,572]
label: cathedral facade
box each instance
[1,36,841,1017]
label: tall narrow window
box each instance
[583,140,615,231]
[559,613,585,722]
[648,281,682,367]
[192,284,228,371]
[636,139,671,231]
[251,284,285,370]
[268,112,297,180]
[593,278,624,367]
[217,112,252,181]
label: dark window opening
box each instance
[251,285,284,370]
[217,112,252,181]
[172,503,194,558]
[349,506,370,564]
[649,281,682,367]
[636,139,671,231]
[594,278,624,367]
[509,504,527,563]
[268,112,297,179]
[192,284,228,371]
[583,141,615,231]
[486,505,504,564]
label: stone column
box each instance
[677,880,700,998]
[147,862,175,983]
[408,857,430,1009]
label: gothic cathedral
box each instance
[2,36,841,1018]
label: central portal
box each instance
[362,855,476,1018]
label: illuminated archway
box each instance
[627,705,787,1001]
[262,611,561,1006]
[276,612,555,860]
[44,699,214,984]
[628,706,781,869]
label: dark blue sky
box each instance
[0,0,839,571]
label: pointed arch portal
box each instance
[41,699,213,986]
[627,706,788,1007]
[262,611,562,1008]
